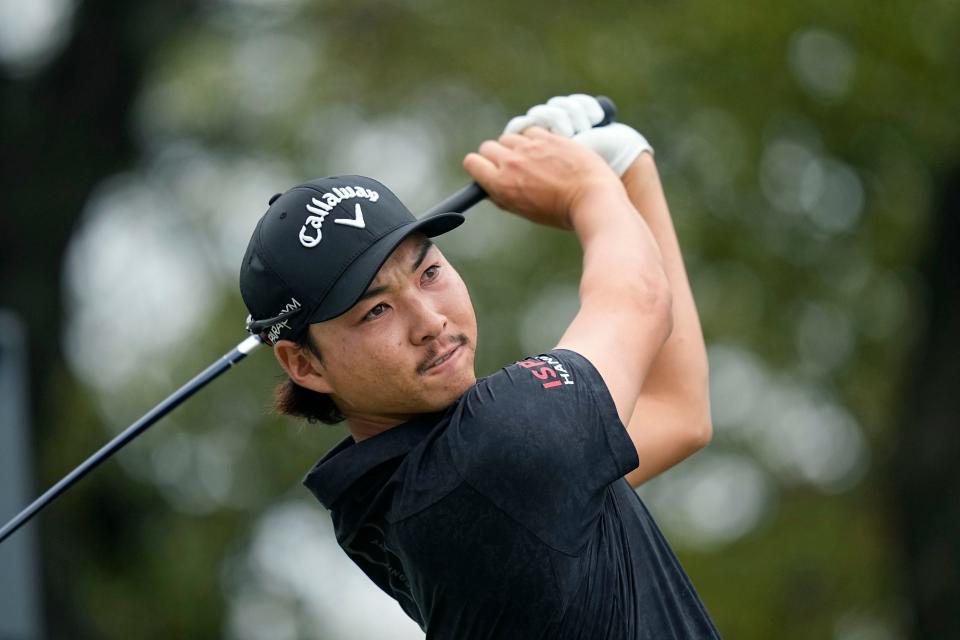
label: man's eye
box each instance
[365,303,388,320]
[423,265,441,282]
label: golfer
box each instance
[239,95,719,638]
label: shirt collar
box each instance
[302,410,446,509]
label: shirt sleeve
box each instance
[447,348,639,554]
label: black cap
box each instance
[240,175,464,344]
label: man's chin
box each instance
[422,373,477,412]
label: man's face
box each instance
[307,233,478,423]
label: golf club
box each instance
[0,96,617,545]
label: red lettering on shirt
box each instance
[515,357,574,390]
[530,366,558,381]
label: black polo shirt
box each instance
[303,349,720,639]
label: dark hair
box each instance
[273,331,345,425]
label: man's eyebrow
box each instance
[411,237,434,273]
[356,239,435,304]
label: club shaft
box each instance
[0,336,264,544]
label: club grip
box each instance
[421,95,620,217]
[595,95,617,127]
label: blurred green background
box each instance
[1,0,958,638]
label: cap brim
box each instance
[307,211,465,322]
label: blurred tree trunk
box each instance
[891,164,960,639]
[0,1,194,637]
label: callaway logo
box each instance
[339,203,366,228]
[299,185,378,248]
[267,298,302,343]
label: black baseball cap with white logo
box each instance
[240,175,464,344]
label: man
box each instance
[239,95,719,638]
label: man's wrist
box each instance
[568,184,636,239]
[620,151,658,194]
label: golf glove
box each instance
[503,94,653,176]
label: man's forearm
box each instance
[620,154,712,487]
[561,186,674,424]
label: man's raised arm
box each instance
[498,95,712,486]
[619,153,712,487]
[464,127,673,428]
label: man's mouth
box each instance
[418,335,469,375]
[427,346,459,370]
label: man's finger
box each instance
[526,104,575,137]
[503,115,535,136]
[497,133,528,149]
[569,93,605,125]
[463,152,498,186]
[520,126,555,139]
[478,140,513,165]
[547,95,591,133]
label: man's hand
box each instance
[503,94,654,176]
[463,127,623,230]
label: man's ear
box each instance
[273,338,334,395]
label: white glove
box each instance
[503,94,653,176]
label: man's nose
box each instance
[408,297,446,344]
